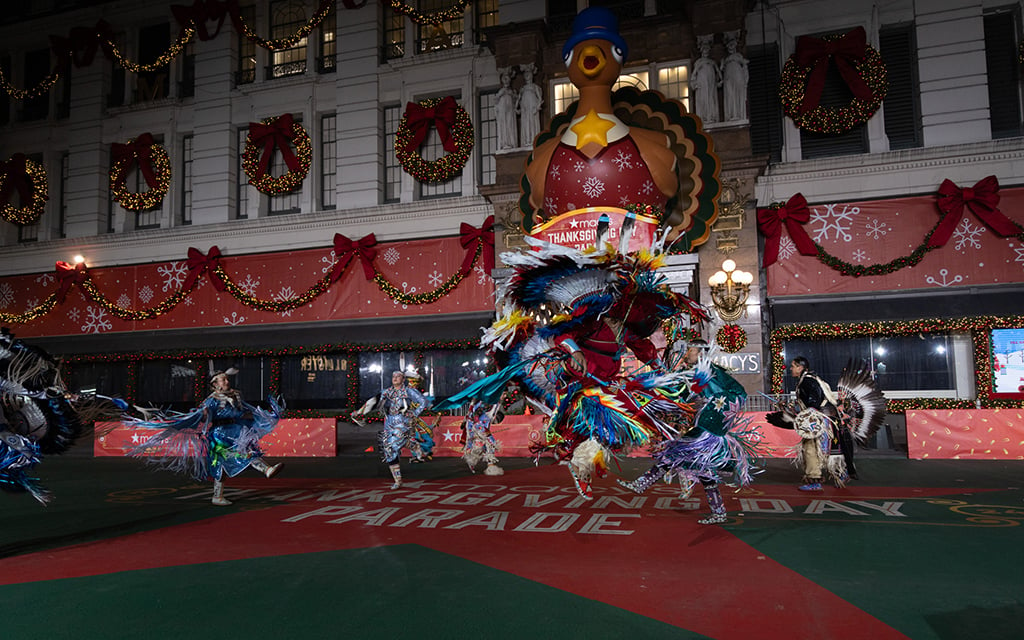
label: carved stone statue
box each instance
[517,63,543,148]
[722,31,749,122]
[691,35,720,124]
[495,66,518,150]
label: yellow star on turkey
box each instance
[571,109,616,150]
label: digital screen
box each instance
[991,328,1024,395]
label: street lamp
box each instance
[708,259,753,322]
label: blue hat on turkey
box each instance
[562,7,628,62]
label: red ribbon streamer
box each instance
[111,133,159,189]
[402,96,459,153]
[248,114,301,181]
[459,215,495,275]
[0,154,33,207]
[756,193,819,267]
[929,176,1020,248]
[332,233,378,281]
[55,261,88,303]
[172,0,229,41]
[793,26,872,115]
[184,246,227,291]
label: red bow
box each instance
[55,261,88,303]
[793,26,872,115]
[49,20,114,68]
[0,154,33,208]
[184,246,227,291]
[248,114,301,181]
[402,97,459,152]
[756,193,819,267]
[111,133,159,189]
[459,216,495,275]
[172,0,228,41]
[928,176,1021,248]
[332,233,377,281]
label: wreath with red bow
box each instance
[242,114,312,195]
[1,154,49,225]
[780,27,887,134]
[716,324,748,354]
[110,133,172,212]
[395,96,474,183]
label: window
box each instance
[477,90,498,186]
[236,4,256,86]
[781,333,971,398]
[108,34,127,108]
[318,4,336,73]
[206,356,274,405]
[17,153,44,243]
[422,348,488,400]
[984,8,1023,139]
[65,361,132,401]
[383,104,402,202]
[136,23,170,103]
[382,2,405,61]
[55,65,71,119]
[22,49,51,121]
[0,56,10,126]
[181,135,193,225]
[475,0,499,45]
[279,354,349,410]
[180,39,196,98]
[321,114,337,209]
[416,0,464,54]
[268,0,308,79]
[269,120,302,215]
[748,43,783,162]
[550,63,686,115]
[590,0,644,20]
[58,152,68,238]
[880,23,921,150]
[139,360,199,412]
[237,128,258,219]
[419,95,464,199]
[797,30,869,159]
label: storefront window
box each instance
[279,353,349,409]
[65,361,132,400]
[138,360,199,411]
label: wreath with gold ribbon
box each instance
[1,153,48,225]
[110,133,172,211]
[242,113,312,194]
[716,324,748,353]
[395,96,474,183]
[780,26,887,134]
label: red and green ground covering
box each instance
[1,456,1021,639]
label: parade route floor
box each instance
[1,453,1022,640]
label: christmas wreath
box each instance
[243,113,312,195]
[0,153,48,225]
[110,133,171,212]
[396,96,474,183]
[716,324,748,353]
[780,26,887,134]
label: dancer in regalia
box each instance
[461,401,503,476]
[351,369,431,489]
[128,369,282,506]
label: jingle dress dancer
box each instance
[352,370,431,489]
[461,402,503,476]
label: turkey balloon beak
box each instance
[577,44,606,79]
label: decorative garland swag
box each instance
[0,153,48,225]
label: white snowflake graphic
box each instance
[851,249,868,263]
[274,286,297,317]
[428,270,444,287]
[223,311,246,326]
[183,296,195,306]
[157,261,188,292]
[778,236,797,261]
[612,150,634,171]
[138,286,154,304]
[581,177,605,198]
[925,268,965,288]
[619,195,632,207]
[321,251,338,274]
[25,298,38,311]
[81,306,112,334]
[864,218,889,240]
[574,161,587,173]
[952,218,984,252]
[116,293,132,309]
[67,308,81,322]
[383,247,401,266]
[34,273,55,287]
[1012,245,1024,266]
[475,264,490,285]
[0,283,13,309]
[810,203,859,243]
[391,282,417,310]
[544,196,558,214]
[236,274,260,296]
[549,164,561,180]
[641,181,654,195]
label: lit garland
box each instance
[780,32,887,134]
[216,265,335,312]
[106,28,194,74]
[375,243,478,304]
[768,316,1024,412]
[716,324,747,353]
[1,155,49,225]
[388,0,469,24]
[395,97,474,183]
[242,115,312,195]
[234,0,333,50]
[80,278,194,321]
[0,295,59,324]
[0,65,61,100]
[109,136,172,212]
